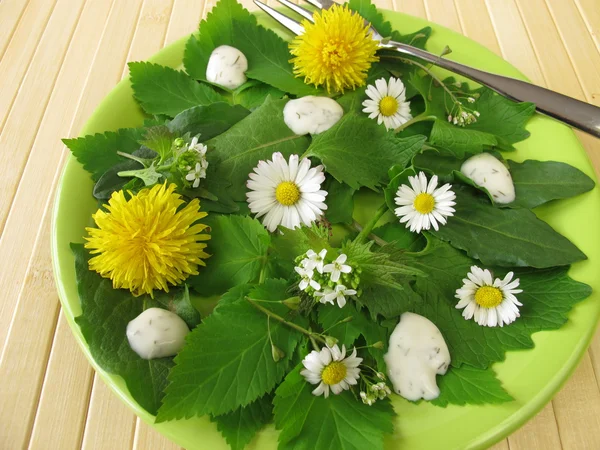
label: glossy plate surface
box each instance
[51,10,600,450]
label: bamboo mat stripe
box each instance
[0,0,599,449]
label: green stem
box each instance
[309,335,320,352]
[246,297,327,345]
[351,220,388,247]
[258,256,268,284]
[354,204,388,244]
[394,114,436,133]
[116,151,151,167]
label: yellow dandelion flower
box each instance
[289,5,379,93]
[84,183,210,297]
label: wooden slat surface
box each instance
[0,0,599,448]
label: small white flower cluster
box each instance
[360,372,392,406]
[447,100,480,127]
[183,136,209,188]
[294,249,360,308]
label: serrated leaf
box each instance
[71,244,173,415]
[63,127,145,181]
[167,103,250,139]
[129,62,224,117]
[205,97,310,204]
[139,126,174,160]
[305,113,426,190]
[429,120,497,157]
[358,283,423,320]
[274,366,395,450]
[157,281,306,421]
[211,395,273,450]
[432,186,587,268]
[232,83,285,109]
[431,365,513,407]
[188,215,270,296]
[149,285,201,329]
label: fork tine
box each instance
[302,0,326,10]
[254,0,304,36]
[276,0,315,23]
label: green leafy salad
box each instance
[62,0,596,448]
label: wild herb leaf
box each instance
[188,215,270,297]
[63,127,145,181]
[373,221,427,253]
[157,281,306,421]
[148,284,201,329]
[429,120,497,157]
[129,62,224,117]
[274,366,395,450]
[232,83,285,109]
[324,178,355,225]
[167,103,250,140]
[305,113,426,190]
[71,244,173,415]
[432,186,587,268]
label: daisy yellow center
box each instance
[275,181,301,206]
[379,96,399,116]
[413,193,435,214]
[321,361,347,385]
[474,286,503,308]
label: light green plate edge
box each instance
[51,9,600,450]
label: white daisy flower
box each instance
[303,249,327,274]
[323,254,352,283]
[185,161,207,188]
[300,344,362,398]
[455,266,523,327]
[362,77,413,130]
[316,284,356,308]
[246,153,328,232]
[294,266,320,291]
[394,171,456,234]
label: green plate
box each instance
[51,9,600,450]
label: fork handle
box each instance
[386,41,600,138]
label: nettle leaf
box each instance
[431,365,513,407]
[324,178,355,225]
[188,215,270,297]
[394,235,592,368]
[274,366,395,450]
[358,282,423,321]
[429,121,497,157]
[211,395,273,450]
[206,97,310,204]
[432,186,587,268]
[157,281,306,421]
[129,62,224,117]
[508,159,595,209]
[183,0,256,81]
[63,127,145,181]
[71,244,173,415]
[305,113,426,190]
[167,103,250,139]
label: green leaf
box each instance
[274,366,395,450]
[63,127,145,181]
[412,148,463,179]
[373,222,426,253]
[148,285,201,329]
[118,163,163,186]
[183,0,256,81]
[139,126,174,160]
[157,281,306,421]
[188,215,270,296]
[431,365,513,407]
[211,395,273,450]
[348,0,392,37]
[129,62,223,117]
[167,103,250,139]
[93,160,141,199]
[232,83,285,109]
[358,282,423,321]
[429,120,497,157]
[508,159,596,209]
[432,186,587,268]
[383,166,416,215]
[324,178,355,225]
[206,97,310,203]
[305,113,426,190]
[71,244,173,415]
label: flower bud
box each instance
[282,296,301,310]
[371,341,385,350]
[324,335,338,347]
[271,344,285,362]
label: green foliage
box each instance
[63,127,145,181]
[273,366,395,450]
[188,215,270,296]
[148,284,201,329]
[305,113,426,190]
[157,280,306,421]
[432,366,513,407]
[432,186,587,268]
[211,396,273,450]
[167,103,250,139]
[232,83,285,109]
[71,244,173,415]
[324,178,355,225]
[373,222,426,253]
[129,62,223,117]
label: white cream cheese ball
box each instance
[384,312,451,401]
[283,96,343,135]
[460,153,516,204]
[126,308,190,360]
[206,45,248,90]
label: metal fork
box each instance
[254,0,600,139]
